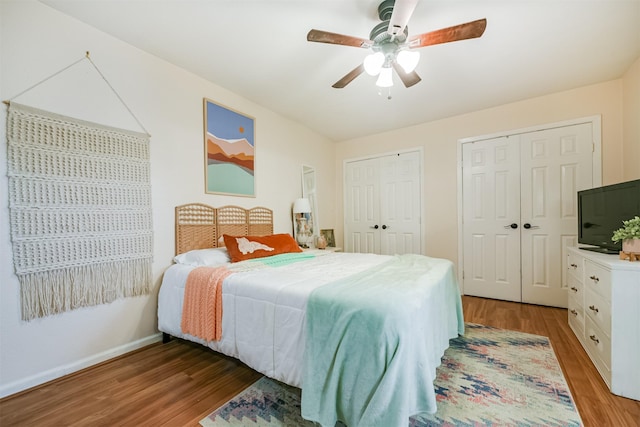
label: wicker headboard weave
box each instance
[175,203,273,255]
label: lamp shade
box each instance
[376,67,394,88]
[293,198,311,213]
[396,50,420,73]
[364,52,384,76]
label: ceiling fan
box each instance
[307,0,487,89]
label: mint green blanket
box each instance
[249,251,316,267]
[301,254,464,427]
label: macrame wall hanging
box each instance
[5,53,153,320]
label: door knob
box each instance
[371,225,379,229]
[503,223,518,229]
[523,223,540,229]
[382,225,387,230]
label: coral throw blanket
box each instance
[181,266,232,341]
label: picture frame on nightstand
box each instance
[320,229,335,247]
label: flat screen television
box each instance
[577,179,640,254]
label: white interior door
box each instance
[345,151,422,255]
[345,158,380,253]
[462,123,595,307]
[462,137,522,301]
[379,152,422,255]
[519,123,594,306]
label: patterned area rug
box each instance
[200,324,582,427]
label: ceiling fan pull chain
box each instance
[377,87,393,100]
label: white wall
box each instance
[335,78,629,265]
[0,0,335,397]
[622,56,640,181]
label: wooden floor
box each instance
[1,296,638,426]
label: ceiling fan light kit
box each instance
[376,67,394,88]
[364,52,385,76]
[307,0,487,91]
[396,50,420,73]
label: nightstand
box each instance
[303,247,342,253]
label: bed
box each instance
[158,203,464,427]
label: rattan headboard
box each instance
[175,203,273,255]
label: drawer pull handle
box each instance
[570,263,578,269]
[570,286,578,293]
[570,309,578,316]
[589,334,600,344]
[588,305,599,313]
[589,275,600,283]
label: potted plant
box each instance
[612,215,640,253]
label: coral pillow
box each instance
[223,233,301,262]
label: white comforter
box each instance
[158,250,390,387]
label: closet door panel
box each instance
[462,137,522,302]
[379,152,421,255]
[345,158,380,254]
[520,123,594,307]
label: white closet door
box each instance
[379,152,422,255]
[345,158,380,254]
[462,137,522,302]
[519,123,594,306]
[344,151,422,255]
[462,122,595,307]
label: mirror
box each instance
[302,165,319,243]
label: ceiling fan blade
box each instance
[307,29,373,48]
[332,64,365,88]
[408,18,487,48]
[392,61,421,88]
[387,0,419,37]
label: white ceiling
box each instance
[40,0,640,142]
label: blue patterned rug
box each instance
[200,324,582,426]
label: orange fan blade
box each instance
[307,29,373,49]
[332,64,365,88]
[392,61,421,88]
[408,18,487,48]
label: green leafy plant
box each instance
[611,216,640,242]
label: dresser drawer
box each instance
[567,252,583,281]
[585,316,612,384]
[567,295,584,336]
[567,274,583,304]
[584,261,611,301]
[585,287,611,336]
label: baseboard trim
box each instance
[0,333,162,399]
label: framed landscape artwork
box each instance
[203,98,255,196]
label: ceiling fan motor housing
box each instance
[377,0,395,21]
[370,21,408,44]
[371,0,408,51]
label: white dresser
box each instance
[567,246,640,401]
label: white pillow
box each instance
[173,248,230,267]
